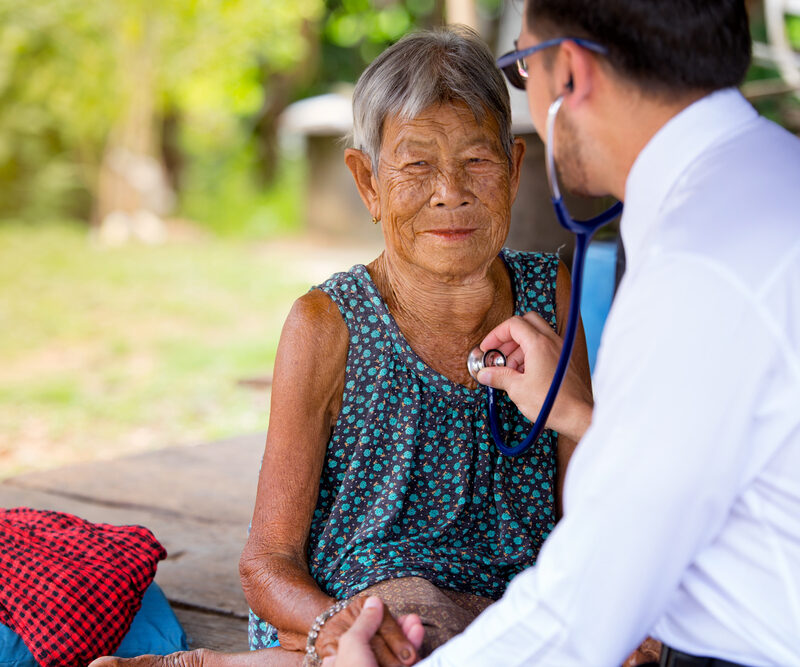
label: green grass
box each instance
[179,148,307,239]
[0,221,313,478]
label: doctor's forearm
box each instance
[561,395,593,443]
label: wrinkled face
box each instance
[375,102,519,280]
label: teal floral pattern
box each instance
[248,249,560,650]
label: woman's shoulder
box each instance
[312,262,391,328]
[288,288,347,339]
[501,247,560,270]
[314,264,370,299]
[501,248,560,285]
[279,289,349,370]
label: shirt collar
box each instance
[620,88,758,270]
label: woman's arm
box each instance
[240,289,347,644]
[239,290,417,665]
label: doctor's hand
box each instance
[321,597,424,667]
[305,596,421,667]
[478,312,594,443]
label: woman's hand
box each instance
[478,312,594,442]
[622,637,662,666]
[321,597,425,667]
[315,597,420,667]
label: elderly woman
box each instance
[91,26,593,667]
[239,25,591,665]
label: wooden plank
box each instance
[156,534,249,617]
[5,433,266,526]
[0,484,250,617]
[173,607,249,652]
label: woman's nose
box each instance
[430,169,475,209]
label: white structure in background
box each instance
[279,89,383,240]
[279,92,353,137]
[753,0,800,98]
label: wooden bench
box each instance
[0,433,266,652]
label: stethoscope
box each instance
[466,95,623,456]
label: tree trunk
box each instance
[253,18,320,186]
[445,0,478,29]
[94,13,173,242]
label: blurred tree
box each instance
[0,0,323,224]
[307,0,442,93]
[0,1,117,220]
[0,0,507,228]
[306,0,501,95]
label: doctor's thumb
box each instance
[350,596,385,639]
[476,365,517,391]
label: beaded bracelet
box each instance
[304,598,352,666]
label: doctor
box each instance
[327,0,800,665]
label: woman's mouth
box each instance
[425,228,477,240]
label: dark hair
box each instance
[526,0,752,94]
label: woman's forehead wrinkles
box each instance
[389,122,500,155]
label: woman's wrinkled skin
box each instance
[355,103,520,282]
[345,102,527,387]
[88,102,599,667]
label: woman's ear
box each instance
[344,148,380,220]
[508,137,526,203]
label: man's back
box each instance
[599,89,800,664]
[418,89,800,667]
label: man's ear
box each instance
[344,148,380,220]
[556,40,595,109]
[508,137,526,204]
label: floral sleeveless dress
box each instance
[249,248,560,649]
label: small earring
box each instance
[372,216,380,225]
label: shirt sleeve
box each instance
[419,255,778,666]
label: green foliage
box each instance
[179,143,307,238]
[0,0,118,218]
[788,14,800,49]
[311,0,439,92]
[311,0,502,92]
[0,0,323,224]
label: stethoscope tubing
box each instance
[487,96,622,456]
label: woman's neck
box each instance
[367,252,514,385]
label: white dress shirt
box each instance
[421,89,800,666]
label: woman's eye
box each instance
[409,160,427,167]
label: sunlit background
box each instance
[1,0,798,478]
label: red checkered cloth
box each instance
[0,507,167,667]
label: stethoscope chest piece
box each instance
[467,347,506,383]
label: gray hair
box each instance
[351,26,513,170]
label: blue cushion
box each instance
[0,582,188,667]
[0,620,29,667]
[115,581,188,657]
